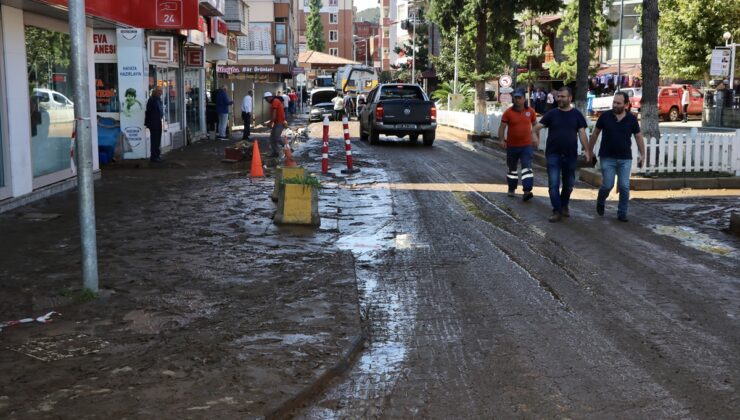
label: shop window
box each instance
[25,25,74,178]
[275,44,287,57]
[329,48,338,56]
[275,23,286,43]
[329,31,338,42]
[95,63,119,113]
[184,69,202,134]
[330,14,338,24]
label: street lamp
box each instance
[724,31,736,91]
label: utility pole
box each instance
[454,27,459,94]
[411,13,416,84]
[69,0,99,293]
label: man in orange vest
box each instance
[498,88,538,201]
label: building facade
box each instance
[353,20,380,67]
[297,0,354,60]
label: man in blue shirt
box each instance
[144,88,164,163]
[533,87,592,222]
[215,85,233,140]
[588,91,645,222]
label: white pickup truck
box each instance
[591,88,642,114]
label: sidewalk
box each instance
[0,114,367,417]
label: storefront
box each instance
[183,16,208,140]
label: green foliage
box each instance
[306,0,325,52]
[281,175,322,188]
[429,31,475,84]
[658,0,740,80]
[25,26,71,92]
[430,80,473,108]
[510,9,547,87]
[546,0,615,83]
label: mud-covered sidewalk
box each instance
[0,118,380,418]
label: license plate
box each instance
[396,124,417,129]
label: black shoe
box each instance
[596,202,605,216]
[549,212,562,223]
[562,207,570,217]
[618,215,629,222]
[507,190,516,197]
[522,192,534,201]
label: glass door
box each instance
[184,69,202,135]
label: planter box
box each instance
[274,183,320,226]
[272,166,305,202]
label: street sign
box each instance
[710,48,731,77]
[499,75,512,88]
[499,87,514,94]
[499,93,512,104]
[296,73,307,86]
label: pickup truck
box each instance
[358,84,437,146]
[591,88,642,114]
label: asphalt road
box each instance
[303,122,740,419]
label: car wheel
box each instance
[409,134,419,143]
[369,126,380,145]
[423,131,435,146]
[668,106,680,122]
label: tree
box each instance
[641,0,660,141]
[658,0,740,80]
[546,0,614,85]
[575,0,591,113]
[392,26,430,83]
[510,10,548,93]
[306,0,325,52]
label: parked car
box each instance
[591,88,642,114]
[358,84,437,146]
[308,87,338,122]
[31,88,74,138]
[657,84,703,121]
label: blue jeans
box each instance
[598,157,632,218]
[218,113,229,137]
[546,154,577,213]
[506,146,534,192]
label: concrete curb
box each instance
[265,333,367,419]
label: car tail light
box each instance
[376,105,384,122]
[430,106,437,120]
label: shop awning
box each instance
[34,0,200,29]
[298,50,359,70]
[596,63,641,77]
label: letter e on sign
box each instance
[148,36,174,62]
[186,49,204,68]
[156,0,183,27]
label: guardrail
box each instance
[436,109,740,176]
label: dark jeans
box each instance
[546,153,577,213]
[241,112,251,139]
[506,145,534,192]
[149,127,162,161]
[682,104,688,122]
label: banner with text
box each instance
[117,29,148,159]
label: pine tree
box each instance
[307,0,325,52]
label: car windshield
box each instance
[379,86,425,100]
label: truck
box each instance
[335,64,378,95]
[590,88,642,115]
[358,83,437,146]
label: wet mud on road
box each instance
[300,123,739,418]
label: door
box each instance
[689,88,703,115]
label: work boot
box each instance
[596,202,605,216]
[522,192,534,202]
[507,190,516,197]
[562,207,570,217]
[549,212,563,223]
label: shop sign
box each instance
[210,17,228,47]
[217,65,274,74]
[710,48,731,77]
[148,36,174,62]
[187,16,207,46]
[186,48,205,68]
[116,29,148,159]
[38,0,199,29]
[228,33,238,61]
[93,29,117,61]
[292,67,305,75]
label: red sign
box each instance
[148,37,174,62]
[38,0,199,29]
[186,49,204,68]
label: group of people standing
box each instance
[500,86,645,223]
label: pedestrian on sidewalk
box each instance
[288,89,298,115]
[533,86,592,222]
[264,92,286,158]
[332,93,345,121]
[215,85,233,140]
[145,88,164,163]
[681,85,690,123]
[241,90,253,140]
[588,91,645,222]
[546,89,555,111]
[499,88,538,201]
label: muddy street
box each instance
[302,122,740,418]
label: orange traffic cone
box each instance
[250,140,264,177]
[283,137,297,167]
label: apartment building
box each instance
[354,20,380,66]
[296,0,354,60]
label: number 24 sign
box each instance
[157,0,183,27]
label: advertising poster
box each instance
[117,28,148,159]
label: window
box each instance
[379,85,425,100]
[95,63,119,112]
[330,14,338,24]
[329,48,339,56]
[275,44,287,57]
[329,0,338,5]
[329,31,338,42]
[26,25,74,179]
[275,23,286,43]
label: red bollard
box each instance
[340,116,360,174]
[321,116,330,174]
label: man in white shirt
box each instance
[241,90,253,140]
[681,85,690,123]
[281,91,290,115]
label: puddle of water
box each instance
[649,225,736,257]
[237,332,328,346]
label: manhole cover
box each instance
[9,334,109,362]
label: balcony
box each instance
[224,0,249,35]
[200,0,225,17]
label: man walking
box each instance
[498,88,538,201]
[681,85,690,123]
[533,87,592,222]
[588,91,645,222]
[145,88,164,163]
[264,92,286,159]
[241,90,253,140]
[332,93,345,121]
[215,85,233,140]
[288,89,298,115]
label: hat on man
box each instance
[264,91,273,98]
[513,88,525,98]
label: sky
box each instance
[355,0,379,12]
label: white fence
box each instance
[436,110,740,176]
